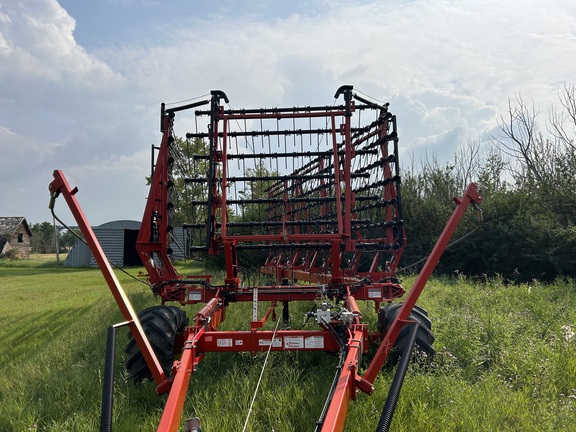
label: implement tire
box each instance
[125,305,189,381]
[378,302,435,365]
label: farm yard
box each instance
[5,83,576,431]
[1,256,575,431]
[2,1,576,430]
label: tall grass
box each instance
[1,257,575,431]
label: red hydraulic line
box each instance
[48,170,168,388]
[363,183,483,384]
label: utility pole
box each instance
[53,217,60,264]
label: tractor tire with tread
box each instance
[378,302,435,365]
[125,305,189,381]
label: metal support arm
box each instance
[48,170,169,390]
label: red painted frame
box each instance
[49,170,170,392]
[49,87,483,431]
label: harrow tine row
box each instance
[49,85,483,432]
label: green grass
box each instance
[0,254,67,268]
[1,257,575,431]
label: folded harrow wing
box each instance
[48,85,482,431]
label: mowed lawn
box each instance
[1,257,576,431]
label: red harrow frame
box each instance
[49,86,482,431]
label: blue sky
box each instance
[1,0,575,225]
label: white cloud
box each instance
[54,150,151,225]
[0,125,63,162]
[1,0,575,224]
[0,0,118,85]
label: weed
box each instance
[1,262,575,431]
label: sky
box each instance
[1,0,575,226]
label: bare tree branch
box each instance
[493,94,543,182]
[454,137,481,190]
[548,82,576,151]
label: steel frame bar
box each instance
[363,183,483,383]
[136,114,180,286]
[180,281,404,306]
[318,183,483,431]
[196,329,342,352]
[320,326,365,431]
[48,170,169,390]
[50,87,484,431]
[157,328,205,432]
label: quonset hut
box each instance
[64,220,187,267]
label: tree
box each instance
[30,222,56,254]
[236,159,278,226]
[400,153,465,273]
[60,228,82,251]
[549,82,576,152]
[165,136,210,227]
[453,137,482,191]
[493,89,576,226]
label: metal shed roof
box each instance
[63,220,186,267]
[64,220,141,268]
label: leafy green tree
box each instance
[236,159,278,226]
[487,86,576,279]
[30,222,55,254]
[60,228,82,251]
[169,136,210,227]
[400,155,462,272]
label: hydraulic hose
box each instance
[376,322,419,432]
[100,325,116,432]
[314,318,347,431]
[314,346,347,432]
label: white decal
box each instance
[217,338,233,347]
[258,337,282,347]
[368,288,381,298]
[284,336,304,349]
[188,291,202,301]
[305,336,325,349]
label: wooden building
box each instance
[0,217,32,258]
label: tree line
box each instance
[25,84,576,281]
[401,84,576,281]
[28,222,79,254]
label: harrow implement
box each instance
[49,85,482,431]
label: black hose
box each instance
[314,318,347,431]
[376,323,419,432]
[314,346,347,432]
[100,325,116,432]
[282,301,290,327]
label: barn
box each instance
[0,217,32,258]
[64,220,187,267]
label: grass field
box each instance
[1,256,575,431]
